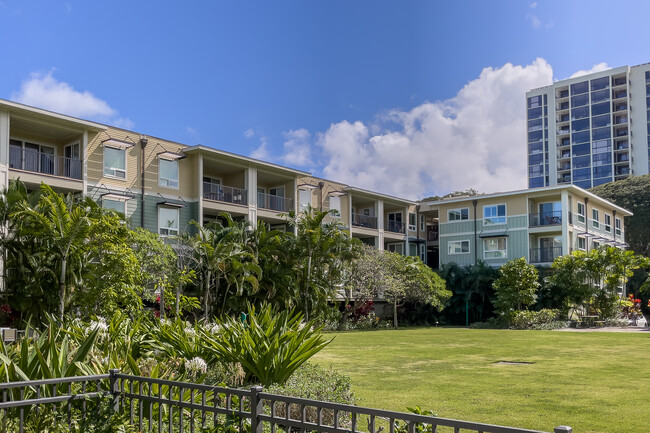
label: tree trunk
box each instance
[393,295,398,329]
[59,258,67,320]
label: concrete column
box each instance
[0,111,9,190]
[347,194,353,236]
[404,206,410,256]
[561,190,569,255]
[246,167,258,228]
[377,200,384,250]
[198,153,204,226]
[81,129,88,197]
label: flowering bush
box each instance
[619,294,643,324]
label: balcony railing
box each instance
[203,183,247,205]
[351,213,378,229]
[385,220,405,234]
[258,193,293,212]
[529,211,562,227]
[529,247,563,263]
[427,229,439,241]
[9,147,82,180]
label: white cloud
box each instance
[569,63,611,79]
[243,128,255,139]
[526,13,542,29]
[11,71,133,128]
[281,128,312,167]
[530,2,537,8]
[317,58,554,199]
[250,136,270,160]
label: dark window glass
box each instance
[592,127,611,140]
[559,102,569,110]
[528,130,543,143]
[593,166,612,178]
[529,177,544,188]
[592,177,610,187]
[572,131,590,144]
[529,142,543,154]
[572,118,590,132]
[591,89,609,103]
[646,96,650,107]
[592,139,611,153]
[591,77,609,91]
[528,118,543,131]
[544,106,548,116]
[543,94,547,105]
[560,137,570,146]
[646,85,650,96]
[592,102,610,116]
[529,165,543,176]
[593,153,611,166]
[571,81,589,95]
[528,107,542,119]
[647,111,650,122]
[528,96,542,108]
[529,154,543,165]
[592,114,610,128]
[572,106,590,120]
[571,94,588,107]
[573,168,591,181]
[575,180,592,189]
[572,155,590,168]
[559,89,569,98]
[572,143,590,156]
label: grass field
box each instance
[311,327,650,433]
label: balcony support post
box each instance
[561,190,569,256]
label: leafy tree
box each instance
[492,258,540,319]
[438,261,497,325]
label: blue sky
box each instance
[2,1,650,198]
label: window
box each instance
[577,202,586,223]
[448,208,469,221]
[593,241,600,249]
[604,214,611,233]
[592,208,600,229]
[420,215,425,232]
[578,237,586,250]
[102,199,125,214]
[483,237,507,259]
[419,244,426,262]
[328,195,341,217]
[298,189,312,212]
[483,204,506,225]
[158,159,179,188]
[387,243,404,255]
[408,213,416,231]
[615,218,622,236]
[104,147,126,179]
[448,240,470,255]
[159,207,179,236]
[409,243,417,257]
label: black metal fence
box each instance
[0,370,573,433]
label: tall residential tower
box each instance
[527,64,650,189]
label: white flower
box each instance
[185,357,207,374]
[184,326,196,337]
[208,323,221,334]
[88,318,108,334]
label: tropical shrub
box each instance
[207,304,332,386]
[493,258,540,321]
[509,309,560,330]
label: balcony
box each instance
[557,127,570,135]
[427,228,439,241]
[529,211,562,227]
[203,183,247,205]
[385,220,405,234]
[613,103,627,112]
[529,247,562,263]
[613,90,627,100]
[614,116,628,125]
[558,102,569,110]
[351,213,378,229]
[615,140,629,150]
[558,90,569,98]
[615,128,628,137]
[9,146,82,180]
[258,192,293,212]
[558,162,571,171]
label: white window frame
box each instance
[419,244,426,262]
[448,208,469,221]
[577,236,586,251]
[328,195,341,218]
[298,189,312,213]
[593,240,600,249]
[420,215,425,232]
[604,214,611,233]
[387,243,404,255]
[158,207,180,237]
[158,158,179,189]
[483,204,506,225]
[408,212,417,231]
[615,217,622,236]
[577,202,586,224]
[483,237,507,259]
[103,146,126,179]
[448,240,470,255]
[592,208,600,229]
[102,198,126,214]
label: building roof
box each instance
[0,98,107,132]
[343,186,416,206]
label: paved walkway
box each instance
[557,325,650,333]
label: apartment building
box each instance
[527,63,650,189]
[421,185,631,268]
[0,99,427,259]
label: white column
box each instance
[0,111,9,190]
[198,153,204,226]
[246,167,258,228]
[81,129,88,197]
[377,200,384,250]
[561,190,569,255]
[404,206,410,255]
[348,194,353,236]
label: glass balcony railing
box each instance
[9,146,82,180]
[385,220,405,234]
[258,193,293,212]
[203,183,247,205]
[351,213,378,229]
[529,247,563,263]
[529,211,562,227]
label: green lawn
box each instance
[312,328,650,433]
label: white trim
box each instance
[447,207,469,222]
[103,145,126,180]
[448,239,470,255]
[158,157,179,189]
[158,206,180,237]
[483,237,507,259]
[408,212,417,231]
[483,203,507,225]
[439,227,528,238]
[102,198,126,214]
[592,208,600,229]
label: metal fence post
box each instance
[554,427,572,433]
[250,386,264,433]
[109,369,121,412]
